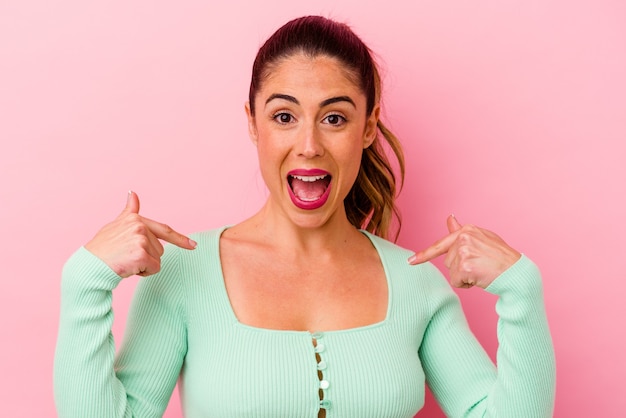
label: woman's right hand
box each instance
[84,191,197,278]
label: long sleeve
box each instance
[54,245,187,417]
[418,255,556,417]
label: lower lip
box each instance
[287,182,332,210]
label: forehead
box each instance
[259,54,363,101]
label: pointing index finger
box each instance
[142,217,197,250]
[408,230,459,265]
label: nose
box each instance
[296,124,324,158]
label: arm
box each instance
[54,245,187,417]
[411,215,556,416]
[482,255,555,416]
[54,192,196,417]
[418,256,556,417]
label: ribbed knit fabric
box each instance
[54,226,555,417]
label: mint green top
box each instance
[54,227,555,417]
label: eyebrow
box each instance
[265,94,356,109]
[320,96,356,108]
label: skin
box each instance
[84,54,521,334]
[85,191,197,278]
[221,54,388,331]
[409,214,521,289]
[245,54,379,234]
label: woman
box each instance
[54,16,556,417]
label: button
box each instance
[311,332,324,339]
[314,343,326,353]
[319,380,330,390]
[317,360,327,370]
[320,399,332,409]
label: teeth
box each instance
[291,174,328,182]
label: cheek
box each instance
[339,143,364,182]
[255,134,288,186]
[256,141,275,171]
[343,129,369,183]
[340,129,367,163]
[256,133,285,163]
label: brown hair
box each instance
[249,16,405,240]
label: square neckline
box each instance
[212,225,394,335]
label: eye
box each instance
[322,113,347,126]
[272,112,295,125]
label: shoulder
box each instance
[164,226,229,259]
[131,227,228,310]
[363,232,451,292]
[146,225,228,283]
[188,225,230,247]
[364,232,461,322]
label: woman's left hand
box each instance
[408,215,521,289]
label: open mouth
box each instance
[287,170,332,210]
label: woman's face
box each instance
[246,53,379,229]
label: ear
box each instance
[363,104,380,149]
[245,101,259,145]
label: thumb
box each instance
[123,190,140,214]
[447,214,462,233]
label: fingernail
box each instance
[408,254,418,264]
[189,239,198,249]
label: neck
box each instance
[243,199,363,256]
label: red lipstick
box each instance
[287,169,332,210]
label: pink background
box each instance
[1,1,624,416]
